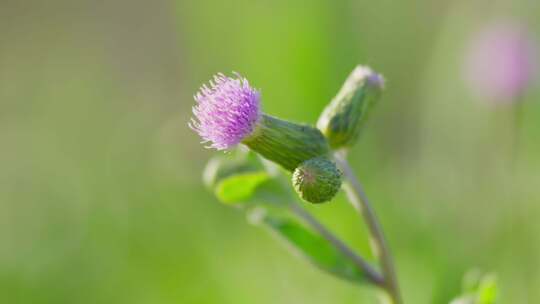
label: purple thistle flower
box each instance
[464,21,536,104]
[191,72,329,171]
[190,73,261,150]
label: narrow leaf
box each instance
[254,210,365,283]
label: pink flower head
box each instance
[465,21,536,104]
[190,73,261,150]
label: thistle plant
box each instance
[191,68,489,303]
[190,67,401,302]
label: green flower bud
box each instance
[292,157,342,204]
[317,66,384,149]
[243,114,330,171]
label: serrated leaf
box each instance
[255,210,365,283]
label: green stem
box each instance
[289,202,385,286]
[334,152,402,304]
[510,98,523,168]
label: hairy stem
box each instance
[334,152,402,304]
[289,202,385,286]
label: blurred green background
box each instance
[1,0,539,303]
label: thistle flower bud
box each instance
[317,66,384,149]
[191,73,330,171]
[243,114,330,171]
[292,157,342,204]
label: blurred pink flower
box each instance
[464,21,536,104]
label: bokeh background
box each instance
[1,0,539,303]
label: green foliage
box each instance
[215,172,270,204]
[250,209,366,283]
[450,271,498,304]
[204,149,369,284]
[202,149,264,189]
[477,276,497,304]
[203,150,291,206]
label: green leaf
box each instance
[477,275,497,304]
[450,271,498,304]
[204,149,293,206]
[252,209,365,283]
[203,149,263,189]
[215,172,270,204]
[204,150,365,283]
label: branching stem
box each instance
[290,202,385,286]
[334,151,402,304]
